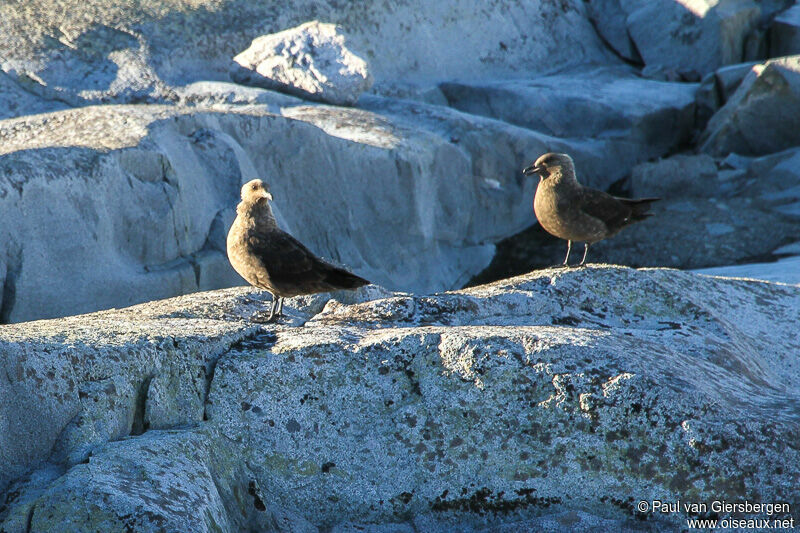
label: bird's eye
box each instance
[251,184,258,190]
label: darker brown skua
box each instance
[523,153,659,266]
[226,179,369,321]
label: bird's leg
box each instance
[265,293,279,322]
[579,243,590,266]
[562,240,572,267]
[276,297,284,317]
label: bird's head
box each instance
[522,152,574,180]
[240,179,274,204]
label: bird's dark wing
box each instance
[578,187,633,233]
[248,228,368,294]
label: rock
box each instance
[625,0,761,76]
[29,432,236,533]
[440,67,697,164]
[584,0,761,76]
[0,0,611,111]
[475,196,799,277]
[2,24,170,107]
[694,254,800,285]
[584,0,642,62]
[231,21,373,106]
[4,97,632,322]
[770,4,800,57]
[175,81,303,110]
[0,71,68,120]
[713,61,761,101]
[734,146,800,216]
[630,154,719,198]
[699,55,800,155]
[1,267,799,531]
[695,61,760,126]
[695,72,722,127]
[589,197,798,268]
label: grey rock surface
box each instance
[0,0,611,107]
[440,67,698,167]
[625,0,761,76]
[585,0,762,76]
[606,147,800,268]
[694,249,800,284]
[584,0,642,62]
[0,72,68,120]
[770,4,800,57]
[471,145,800,281]
[1,98,587,322]
[1,267,799,531]
[630,154,719,198]
[232,21,373,106]
[700,55,800,155]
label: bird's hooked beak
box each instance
[522,163,544,177]
[263,191,273,202]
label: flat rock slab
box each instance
[440,68,697,163]
[1,267,799,531]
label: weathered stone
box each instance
[696,61,760,126]
[175,81,303,109]
[694,253,800,285]
[0,0,610,110]
[0,71,68,120]
[584,0,642,62]
[232,21,373,106]
[624,0,761,76]
[590,197,798,267]
[586,0,762,75]
[695,72,721,127]
[1,267,798,531]
[2,24,170,107]
[700,55,800,155]
[770,4,800,57]
[29,431,235,533]
[630,154,719,198]
[440,67,697,163]
[714,61,761,101]
[2,98,616,322]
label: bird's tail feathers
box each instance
[617,197,660,219]
[325,265,370,290]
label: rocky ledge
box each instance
[1,266,799,532]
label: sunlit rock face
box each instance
[1,267,799,531]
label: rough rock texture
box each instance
[1,0,798,326]
[0,72,68,120]
[630,154,719,198]
[1,267,799,531]
[695,241,800,284]
[232,21,373,106]
[472,146,800,281]
[584,0,642,63]
[770,4,800,57]
[440,67,698,170]
[700,55,800,155]
[0,0,611,105]
[695,61,760,125]
[1,96,596,322]
[586,0,762,76]
[593,147,800,265]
